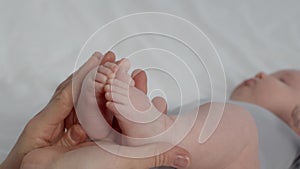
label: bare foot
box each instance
[104,59,174,139]
[132,69,167,114]
[76,57,120,140]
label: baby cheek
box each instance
[255,81,282,98]
[250,87,278,109]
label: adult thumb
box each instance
[131,143,191,169]
[56,124,87,149]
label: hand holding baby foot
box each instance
[103,59,174,140]
[76,55,168,141]
[16,53,191,169]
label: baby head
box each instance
[230,69,300,132]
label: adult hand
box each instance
[21,138,191,169]
[19,51,191,169]
[1,51,191,169]
[0,51,116,169]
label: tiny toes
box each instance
[106,101,121,115]
[105,92,112,101]
[98,65,115,78]
[104,62,119,72]
[107,78,130,89]
[95,82,105,93]
[95,72,108,84]
[104,84,110,92]
[104,84,128,96]
[105,91,128,104]
[104,62,119,79]
[117,58,131,72]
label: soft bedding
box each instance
[1,0,300,164]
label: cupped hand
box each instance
[21,127,191,169]
[19,52,191,169]
[0,51,116,169]
[1,51,191,169]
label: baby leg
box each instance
[176,103,259,169]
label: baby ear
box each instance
[291,105,300,129]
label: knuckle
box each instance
[60,137,72,148]
[154,154,160,166]
[155,153,168,167]
[55,82,64,93]
[52,88,73,107]
[154,145,168,167]
[55,75,72,93]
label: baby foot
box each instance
[76,61,119,140]
[104,59,174,139]
[131,69,168,114]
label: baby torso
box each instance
[229,101,300,169]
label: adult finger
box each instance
[151,96,167,114]
[55,124,87,149]
[40,51,115,124]
[131,70,167,113]
[132,69,147,94]
[122,143,191,169]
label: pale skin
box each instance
[69,59,300,169]
[0,52,192,169]
[230,70,300,136]
[77,58,170,140]
[98,59,260,169]
[5,51,298,168]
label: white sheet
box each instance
[1,0,300,163]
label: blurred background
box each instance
[0,0,299,162]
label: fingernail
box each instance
[92,52,102,59]
[104,51,114,57]
[70,127,82,143]
[173,155,190,168]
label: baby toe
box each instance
[117,58,131,73]
[98,64,114,77]
[107,78,130,90]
